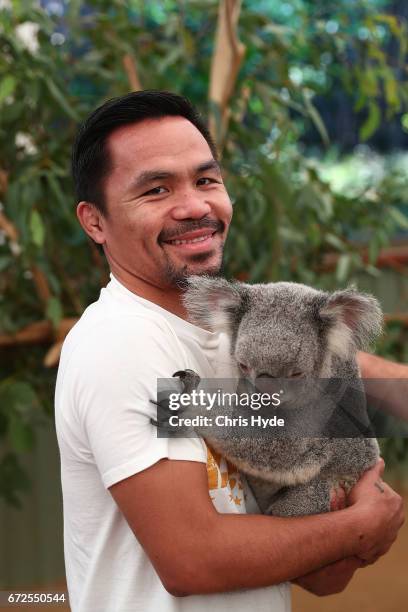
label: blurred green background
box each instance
[0,0,407,598]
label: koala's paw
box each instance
[149,396,179,434]
[150,369,202,435]
[337,477,357,496]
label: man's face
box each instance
[100,116,233,288]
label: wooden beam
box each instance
[0,318,77,348]
[322,244,408,271]
[209,0,246,150]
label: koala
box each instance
[180,276,382,517]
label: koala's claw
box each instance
[149,399,163,428]
[150,370,201,432]
[172,369,201,394]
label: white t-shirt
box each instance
[55,274,291,612]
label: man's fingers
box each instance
[348,458,386,505]
[358,533,399,564]
[359,556,380,567]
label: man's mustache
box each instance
[159,218,224,242]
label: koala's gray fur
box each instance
[182,277,382,517]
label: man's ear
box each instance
[76,201,106,244]
[319,287,383,357]
[182,276,247,333]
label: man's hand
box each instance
[294,460,404,596]
[347,459,405,564]
[293,483,354,596]
[293,557,362,596]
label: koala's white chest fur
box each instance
[220,453,323,486]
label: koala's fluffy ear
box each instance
[320,288,383,357]
[182,276,246,332]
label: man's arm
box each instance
[109,457,404,597]
[358,351,408,421]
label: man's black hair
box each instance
[71,90,218,216]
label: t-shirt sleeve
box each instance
[66,315,207,488]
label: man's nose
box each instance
[170,189,212,219]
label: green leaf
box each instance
[373,14,401,37]
[0,381,38,417]
[303,92,329,147]
[359,68,378,98]
[388,207,408,230]
[278,227,305,244]
[8,414,35,453]
[46,296,63,328]
[359,103,381,141]
[384,71,399,111]
[325,233,345,251]
[0,255,11,272]
[30,209,45,247]
[45,172,71,213]
[0,453,31,508]
[13,383,38,416]
[364,264,381,278]
[0,380,38,453]
[336,254,351,283]
[0,75,16,104]
[368,239,380,265]
[44,78,80,121]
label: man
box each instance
[55,90,404,612]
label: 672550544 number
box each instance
[1,592,67,606]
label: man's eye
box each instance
[197,177,219,186]
[143,186,167,196]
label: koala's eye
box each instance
[257,373,273,378]
[238,362,249,374]
[290,371,304,378]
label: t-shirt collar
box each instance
[107,273,220,347]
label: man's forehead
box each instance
[106,115,212,162]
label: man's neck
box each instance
[111,268,188,320]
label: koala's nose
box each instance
[254,373,281,394]
[238,362,250,376]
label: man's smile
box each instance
[161,228,219,253]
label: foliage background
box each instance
[0,0,407,513]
